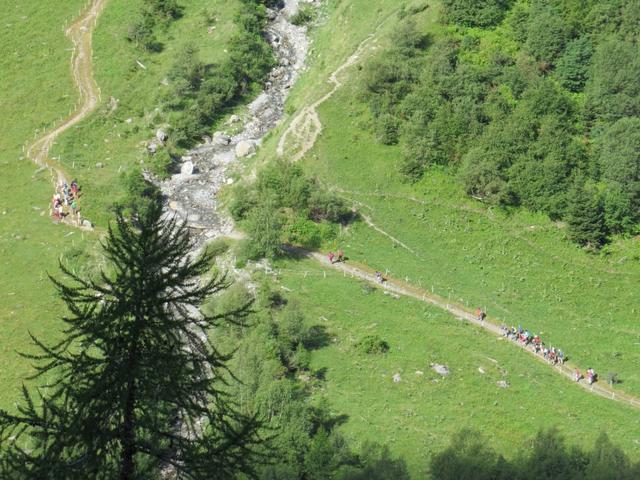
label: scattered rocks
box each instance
[497,380,510,388]
[392,373,402,383]
[180,161,194,177]
[82,219,92,229]
[478,367,486,374]
[213,131,231,146]
[156,129,168,143]
[235,140,256,158]
[415,370,424,376]
[147,142,158,154]
[95,162,105,169]
[157,0,309,246]
[431,364,450,377]
[125,117,133,124]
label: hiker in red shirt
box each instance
[328,251,335,264]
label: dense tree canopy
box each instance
[362,0,640,245]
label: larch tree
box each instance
[0,199,262,479]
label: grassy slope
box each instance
[51,0,241,226]
[0,0,240,409]
[0,0,92,410]
[250,0,640,473]
[276,258,640,477]
[260,0,640,393]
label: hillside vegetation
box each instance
[363,0,640,247]
[0,0,91,410]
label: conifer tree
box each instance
[0,199,261,479]
[566,178,606,248]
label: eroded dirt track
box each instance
[26,0,107,186]
[291,249,640,410]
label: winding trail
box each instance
[276,31,379,161]
[286,247,640,410]
[26,0,107,188]
[273,16,640,410]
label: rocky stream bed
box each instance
[158,0,311,247]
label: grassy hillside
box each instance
[0,0,91,410]
[51,0,242,225]
[258,0,640,394]
[0,0,242,410]
[245,0,640,474]
[274,258,640,477]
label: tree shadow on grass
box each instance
[304,325,331,350]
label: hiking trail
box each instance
[26,0,107,210]
[276,30,380,161]
[288,248,640,410]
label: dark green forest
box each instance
[363,0,640,246]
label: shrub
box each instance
[146,147,173,179]
[284,218,322,249]
[202,237,230,258]
[290,5,315,26]
[442,0,511,28]
[229,184,258,221]
[355,335,390,355]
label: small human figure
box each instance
[328,251,335,264]
[337,249,344,262]
[557,350,565,365]
[375,271,383,284]
[71,199,78,217]
[587,368,596,385]
[475,307,482,322]
[574,368,581,382]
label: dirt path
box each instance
[26,0,107,189]
[289,248,640,410]
[276,31,379,161]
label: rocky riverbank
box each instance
[159,0,312,246]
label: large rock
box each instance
[180,161,194,177]
[235,140,256,158]
[156,129,168,143]
[213,131,231,146]
[431,364,450,377]
[147,141,158,154]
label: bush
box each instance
[442,0,511,28]
[284,218,322,249]
[229,184,258,221]
[290,4,315,26]
[146,147,173,179]
[202,237,230,258]
[355,335,390,355]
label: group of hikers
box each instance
[51,179,81,224]
[324,253,600,387]
[499,322,597,385]
[327,250,345,264]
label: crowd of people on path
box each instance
[325,251,600,388]
[327,250,345,264]
[51,179,82,225]
[499,323,597,384]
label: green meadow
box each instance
[52,0,241,225]
[0,0,240,409]
[255,0,640,395]
[249,0,640,471]
[0,0,91,409]
[274,258,640,477]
